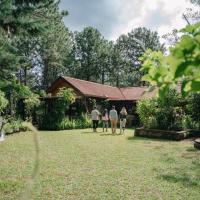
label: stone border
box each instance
[135,128,189,141]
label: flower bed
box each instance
[135,128,189,141]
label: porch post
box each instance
[84,97,89,113]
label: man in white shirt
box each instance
[109,106,118,134]
[91,106,100,132]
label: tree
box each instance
[70,27,104,82]
[183,0,200,24]
[162,29,180,46]
[0,0,52,84]
[140,22,200,97]
[116,27,165,86]
[38,3,72,89]
[98,40,113,84]
[0,0,72,91]
[191,0,200,6]
[109,41,130,87]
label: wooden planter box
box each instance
[194,139,200,150]
[135,128,189,141]
[187,130,200,138]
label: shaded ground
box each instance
[0,129,200,200]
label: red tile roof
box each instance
[49,76,155,101]
[62,76,124,100]
[119,87,156,100]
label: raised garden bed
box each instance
[135,128,189,141]
[187,130,200,138]
[194,139,200,150]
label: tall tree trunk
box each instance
[19,69,23,84]
[116,75,119,87]
[24,66,27,86]
[42,59,49,89]
[101,68,105,84]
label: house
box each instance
[47,76,155,115]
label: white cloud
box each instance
[60,0,197,41]
[111,0,196,40]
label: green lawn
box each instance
[0,129,200,200]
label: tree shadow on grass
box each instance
[81,131,94,134]
[127,136,150,141]
[81,131,104,134]
[186,147,199,152]
[100,133,121,136]
[160,173,200,187]
[127,136,173,143]
[157,150,200,188]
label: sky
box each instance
[60,0,196,41]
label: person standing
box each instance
[91,106,100,132]
[109,106,118,134]
[102,109,109,132]
[119,107,127,134]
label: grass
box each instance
[0,128,200,200]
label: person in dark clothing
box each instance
[91,106,100,132]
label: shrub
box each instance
[0,91,8,114]
[38,88,76,130]
[24,94,40,121]
[59,118,76,130]
[136,98,158,129]
[39,113,92,131]
[75,114,92,129]
[137,90,185,130]
[186,93,200,130]
[182,115,198,130]
[3,118,27,134]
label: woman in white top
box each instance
[119,107,127,134]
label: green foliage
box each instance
[39,113,92,131]
[181,115,199,130]
[137,90,185,130]
[0,0,52,83]
[56,88,76,119]
[57,114,92,130]
[39,2,72,89]
[114,27,165,86]
[67,26,164,87]
[0,91,8,114]
[24,94,40,121]
[137,90,200,131]
[136,98,158,129]
[38,88,76,130]
[3,118,27,134]
[141,22,200,97]
[88,98,96,108]
[3,82,40,118]
[69,27,105,81]
[100,99,110,109]
[59,118,76,130]
[75,114,92,129]
[57,88,75,107]
[185,93,200,129]
[12,83,33,98]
